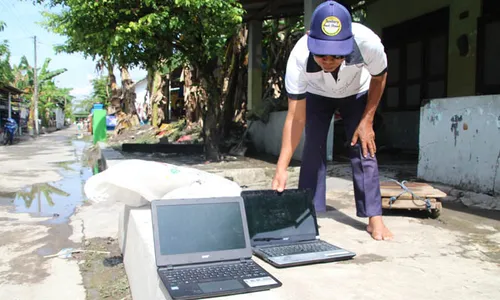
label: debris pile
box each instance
[106,119,203,147]
[107,124,159,146]
[157,120,203,144]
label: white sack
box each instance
[84,159,241,207]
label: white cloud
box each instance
[86,73,97,81]
[70,85,92,98]
[9,55,22,66]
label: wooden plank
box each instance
[380,184,435,190]
[380,188,447,199]
[380,186,437,192]
[382,198,439,210]
[379,181,447,198]
[380,181,431,188]
[381,186,437,193]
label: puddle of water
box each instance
[36,246,56,257]
[1,140,95,224]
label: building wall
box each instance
[248,111,335,162]
[366,0,481,97]
[135,79,148,122]
[378,112,420,150]
[418,95,500,195]
[54,108,65,129]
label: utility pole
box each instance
[7,92,11,119]
[33,35,39,135]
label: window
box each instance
[382,8,449,111]
[476,0,500,95]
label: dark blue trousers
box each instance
[298,92,382,217]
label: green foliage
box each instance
[0,43,13,85]
[90,76,108,104]
[11,55,73,122]
[41,0,243,75]
[13,56,67,93]
[0,21,14,85]
[74,75,109,113]
[352,8,367,23]
[39,0,245,158]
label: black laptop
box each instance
[241,189,356,268]
[151,196,282,300]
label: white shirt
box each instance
[285,23,387,100]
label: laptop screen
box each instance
[242,190,318,243]
[156,202,247,255]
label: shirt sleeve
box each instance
[285,39,308,100]
[361,38,388,77]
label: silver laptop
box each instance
[151,196,282,300]
[241,189,356,268]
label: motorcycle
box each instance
[2,118,18,145]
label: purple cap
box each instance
[307,1,354,56]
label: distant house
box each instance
[0,84,26,132]
[243,0,500,195]
[132,68,184,123]
[360,0,500,151]
[134,77,148,122]
[53,104,65,130]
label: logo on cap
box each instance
[321,16,342,36]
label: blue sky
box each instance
[1,0,147,100]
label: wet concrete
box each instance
[0,127,88,299]
[0,158,92,224]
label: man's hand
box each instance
[352,72,386,158]
[272,98,305,192]
[272,169,288,192]
[351,120,376,158]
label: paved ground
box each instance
[0,127,89,299]
[111,148,500,299]
[1,127,499,300]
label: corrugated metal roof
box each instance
[0,84,23,95]
[240,0,364,21]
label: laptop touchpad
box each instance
[198,280,244,293]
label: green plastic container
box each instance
[92,108,107,144]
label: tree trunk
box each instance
[120,67,135,114]
[222,26,248,138]
[163,73,171,122]
[106,60,121,115]
[147,68,166,127]
[182,65,205,125]
[202,74,222,162]
[112,66,142,135]
[28,105,35,135]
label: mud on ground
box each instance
[74,237,131,300]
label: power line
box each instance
[0,0,33,37]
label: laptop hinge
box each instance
[167,265,174,270]
[240,258,247,263]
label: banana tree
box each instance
[0,21,14,85]
[11,56,68,131]
[16,183,70,214]
[38,81,73,126]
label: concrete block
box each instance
[116,200,500,300]
[418,95,500,198]
[118,206,279,300]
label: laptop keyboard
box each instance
[260,240,340,257]
[160,261,268,285]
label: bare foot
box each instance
[366,216,393,241]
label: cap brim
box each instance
[307,35,354,56]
